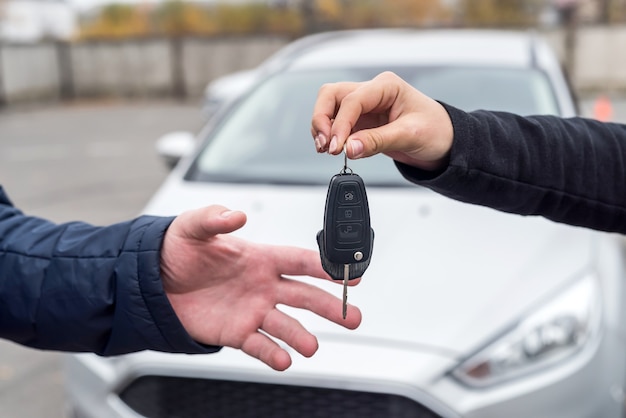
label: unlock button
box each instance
[336,205,363,221]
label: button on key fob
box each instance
[317,171,374,318]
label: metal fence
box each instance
[0,35,287,105]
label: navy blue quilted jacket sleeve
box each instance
[396,104,626,234]
[0,186,219,356]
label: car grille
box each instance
[118,375,444,418]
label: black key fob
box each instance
[317,172,374,281]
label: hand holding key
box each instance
[311,71,454,171]
[317,149,374,318]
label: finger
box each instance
[328,72,402,155]
[278,278,362,330]
[179,205,247,241]
[311,81,361,152]
[347,101,454,170]
[345,121,414,159]
[262,308,318,358]
[240,331,292,371]
[268,245,361,286]
[269,246,330,278]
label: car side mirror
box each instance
[155,131,196,169]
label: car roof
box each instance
[285,28,553,70]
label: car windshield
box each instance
[189,66,559,185]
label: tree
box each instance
[155,0,214,36]
[459,0,541,27]
[313,0,450,31]
[382,0,450,26]
[79,4,151,39]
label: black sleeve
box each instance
[395,103,626,234]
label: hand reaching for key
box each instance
[311,71,454,171]
[160,205,362,371]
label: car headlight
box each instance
[452,271,602,388]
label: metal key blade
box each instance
[343,264,349,319]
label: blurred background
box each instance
[0,0,625,104]
[1,0,625,417]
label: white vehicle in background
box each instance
[201,31,356,118]
[201,69,257,119]
[66,29,626,418]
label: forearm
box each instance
[0,187,217,355]
[396,104,626,233]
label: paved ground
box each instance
[0,99,206,418]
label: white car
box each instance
[65,29,626,418]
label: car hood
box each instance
[143,179,594,359]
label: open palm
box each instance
[160,205,362,371]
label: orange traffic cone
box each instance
[593,94,613,122]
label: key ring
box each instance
[340,144,353,174]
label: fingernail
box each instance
[317,133,327,149]
[314,136,322,152]
[349,138,364,157]
[328,136,338,154]
[220,210,234,218]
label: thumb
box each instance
[345,122,410,159]
[345,111,451,172]
[177,205,248,241]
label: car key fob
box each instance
[317,172,374,281]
